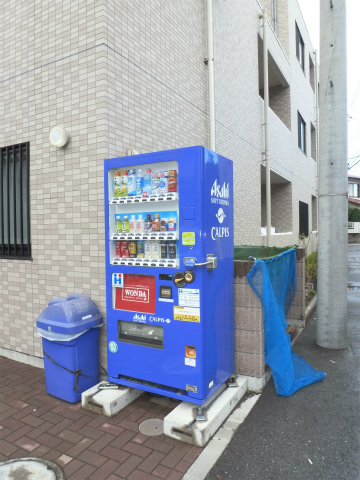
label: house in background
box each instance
[0,0,318,370]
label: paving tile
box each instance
[166,471,184,480]
[29,445,51,457]
[57,454,73,467]
[58,428,84,444]
[160,443,192,469]
[20,414,45,427]
[128,470,162,480]
[55,440,73,454]
[130,432,149,445]
[35,432,63,448]
[77,424,106,440]
[113,454,143,478]
[40,411,67,424]
[152,464,172,479]
[47,418,74,435]
[13,437,41,452]
[0,439,19,456]
[67,414,95,432]
[174,459,192,474]
[110,430,137,449]
[0,428,12,439]
[68,463,97,480]
[88,459,121,480]
[65,437,95,457]
[88,432,116,453]
[119,418,140,433]
[100,444,130,463]
[138,450,166,474]
[63,458,85,478]
[4,424,33,442]
[1,417,26,431]
[143,437,173,454]
[123,441,152,459]
[183,445,202,463]
[26,421,54,439]
[78,449,108,467]
[99,422,125,436]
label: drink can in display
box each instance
[115,241,122,257]
[137,240,145,258]
[168,170,177,192]
[159,171,168,194]
[160,241,168,259]
[129,241,137,258]
[168,241,176,259]
[152,173,160,194]
[144,241,151,257]
[160,218,168,231]
[120,241,130,258]
[151,242,160,259]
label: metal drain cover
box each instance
[139,418,164,436]
[0,458,64,480]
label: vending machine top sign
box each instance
[104,146,234,405]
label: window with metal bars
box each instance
[0,143,31,259]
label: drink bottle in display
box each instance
[151,241,160,259]
[114,170,122,197]
[122,216,130,233]
[127,169,136,196]
[129,215,136,233]
[120,171,128,197]
[143,168,152,195]
[144,214,152,232]
[136,169,144,195]
[160,218,168,231]
[152,173,160,194]
[144,241,151,257]
[168,241,176,259]
[136,214,144,233]
[152,214,160,231]
[159,171,168,194]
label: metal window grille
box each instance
[0,142,31,259]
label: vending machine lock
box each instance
[183,254,217,271]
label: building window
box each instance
[298,112,306,154]
[0,142,31,259]
[299,201,309,237]
[349,183,360,198]
[296,23,305,72]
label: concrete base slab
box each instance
[81,382,142,417]
[163,376,248,447]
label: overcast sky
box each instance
[298,0,360,174]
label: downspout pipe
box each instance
[206,0,216,151]
[260,9,271,246]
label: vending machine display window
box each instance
[107,160,179,269]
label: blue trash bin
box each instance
[36,294,103,403]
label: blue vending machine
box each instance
[104,146,234,405]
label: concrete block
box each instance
[81,382,142,417]
[163,376,247,447]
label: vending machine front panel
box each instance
[105,146,234,405]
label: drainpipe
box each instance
[314,49,320,232]
[271,0,277,32]
[260,9,271,246]
[206,0,216,151]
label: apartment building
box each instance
[0,0,317,366]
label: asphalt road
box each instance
[206,245,360,480]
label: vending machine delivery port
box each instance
[104,146,234,405]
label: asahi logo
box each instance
[211,179,230,206]
[133,313,147,323]
[211,179,229,199]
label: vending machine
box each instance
[104,146,234,405]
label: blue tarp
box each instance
[247,249,325,396]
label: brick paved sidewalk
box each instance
[0,357,202,479]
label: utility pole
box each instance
[316,0,348,349]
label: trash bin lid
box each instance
[36,294,103,335]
